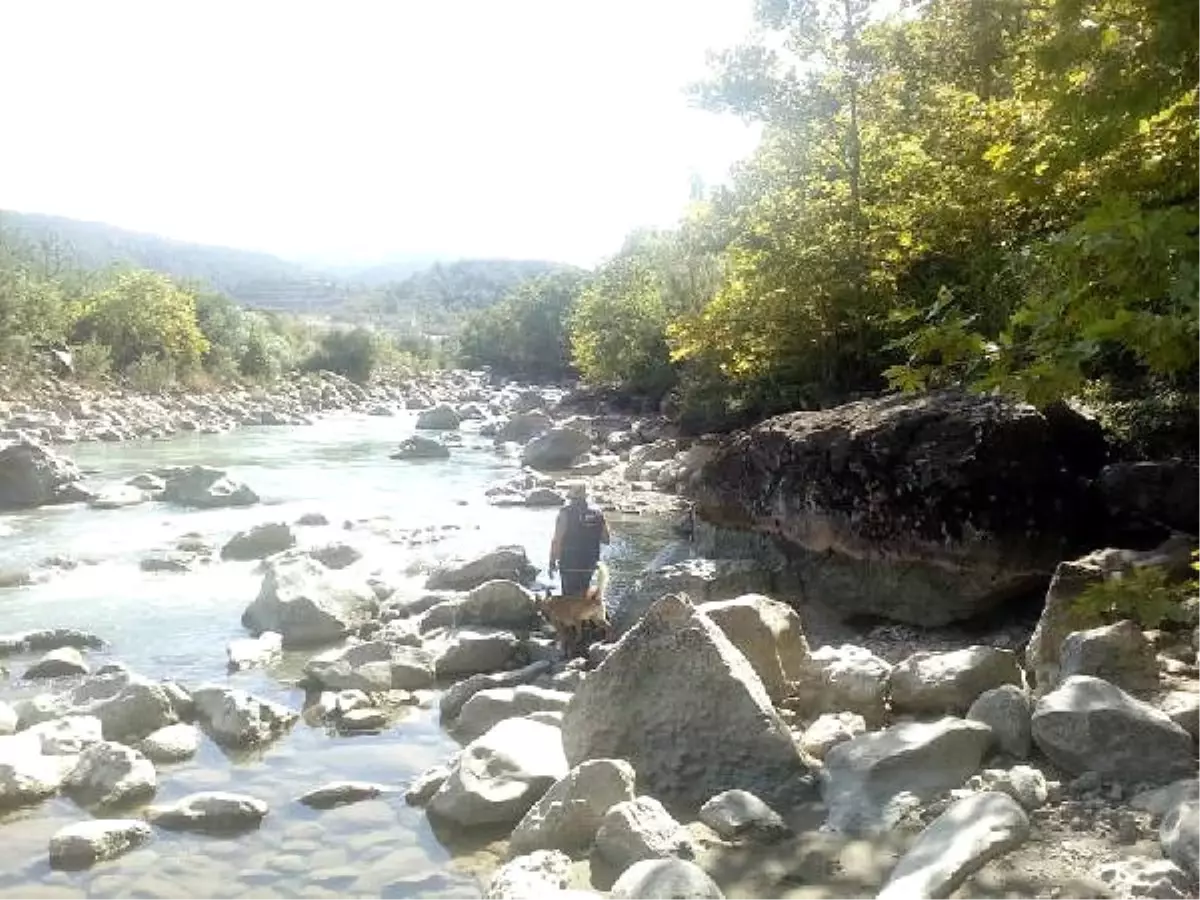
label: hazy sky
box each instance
[0,1,762,268]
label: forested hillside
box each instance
[0,210,348,309]
[460,0,1197,452]
[345,259,582,334]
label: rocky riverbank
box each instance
[0,374,1196,898]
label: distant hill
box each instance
[350,258,584,333]
[0,210,584,331]
[0,209,349,309]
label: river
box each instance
[0,411,679,899]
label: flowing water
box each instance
[0,412,679,899]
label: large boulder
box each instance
[25,647,90,680]
[427,717,569,827]
[509,758,637,858]
[1031,676,1196,783]
[561,594,816,814]
[242,556,378,648]
[1025,536,1194,695]
[0,440,88,510]
[889,647,1023,716]
[419,580,539,633]
[685,391,1109,626]
[697,594,815,703]
[877,792,1031,900]
[161,466,259,508]
[521,428,592,471]
[426,546,538,592]
[821,717,994,835]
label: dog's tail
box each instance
[593,560,609,600]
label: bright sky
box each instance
[0,1,762,269]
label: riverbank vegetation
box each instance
[462,0,1197,447]
[0,224,448,390]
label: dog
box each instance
[537,561,611,657]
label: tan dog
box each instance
[538,562,611,656]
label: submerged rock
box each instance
[48,819,152,870]
[298,781,387,809]
[145,791,268,833]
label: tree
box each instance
[458,271,584,379]
[71,269,210,373]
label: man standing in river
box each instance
[548,482,610,598]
